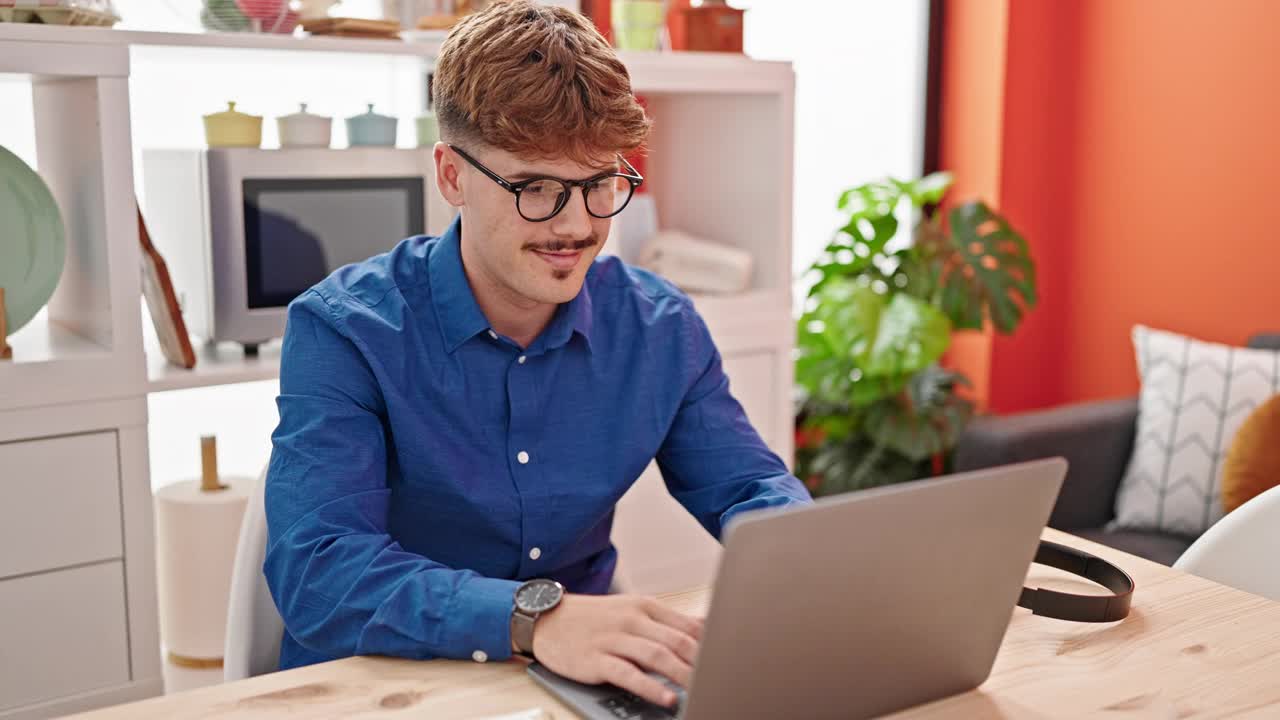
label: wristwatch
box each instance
[511,578,565,657]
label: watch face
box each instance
[516,579,564,613]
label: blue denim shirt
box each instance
[264,217,811,670]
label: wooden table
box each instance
[67,529,1280,719]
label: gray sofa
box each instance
[954,332,1280,567]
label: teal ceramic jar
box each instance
[345,103,397,147]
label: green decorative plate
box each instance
[0,144,66,336]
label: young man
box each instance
[264,0,811,708]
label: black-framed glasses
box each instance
[450,144,644,223]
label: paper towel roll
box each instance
[154,475,253,664]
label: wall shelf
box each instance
[0,23,446,57]
[7,316,111,365]
[146,339,281,394]
[0,23,790,94]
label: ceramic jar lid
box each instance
[296,0,341,19]
[345,103,397,147]
[277,103,332,148]
[202,101,263,148]
[415,112,439,149]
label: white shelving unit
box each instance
[0,22,795,714]
[0,38,159,720]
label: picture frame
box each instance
[138,204,197,369]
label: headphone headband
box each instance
[1017,541,1134,623]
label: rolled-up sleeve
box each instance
[265,289,519,664]
[655,308,813,539]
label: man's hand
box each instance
[531,593,704,708]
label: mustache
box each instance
[523,235,599,253]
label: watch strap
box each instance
[512,609,537,656]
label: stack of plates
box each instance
[300,16,400,39]
[200,0,298,34]
[0,144,66,339]
[200,0,250,32]
[0,0,120,26]
[236,0,298,33]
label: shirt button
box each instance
[488,330,498,340]
[529,547,542,560]
[517,451,530,464]
[518,355,527,364]
[472,650,488,663]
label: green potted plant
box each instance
[794,172,1036,496]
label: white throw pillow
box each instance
[1111,325,1280,537]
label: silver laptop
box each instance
[528,458,1067,720]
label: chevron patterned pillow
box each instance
[1111,325,1280,537]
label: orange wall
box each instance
[942,0,1280,412]
[936,0,1007,413]
[1056,1,1280,403]
[985,1,1079,412]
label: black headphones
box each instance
[1017,541,1135,623]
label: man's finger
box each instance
[633,618,699,666]
[609,635,693,689]
[645,600,705,642]
[599,655,678,708]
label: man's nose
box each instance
[550,186,593,239]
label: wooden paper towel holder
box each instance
[1,287,12,361]
[201,435,229,492]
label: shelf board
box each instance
[5,316,111,366]
[0,316,140,412]
[0,22,446,57]
[690,288,789,320]
[0,24,791,93]
[691,290,794,354]
[619,50,793,94]
[146,337,281,393]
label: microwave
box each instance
[141,148,453,353]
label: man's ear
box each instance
[434,143,465,208]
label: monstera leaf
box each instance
[795,280,952,409]
[803,435,925,494]
[865,365,974,462]
[812,174,956,298]
[863,292,952,377]
[795,280,882,405]
[940,202,1037,333]
[891,171,953,207]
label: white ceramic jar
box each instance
[277,103,332,148]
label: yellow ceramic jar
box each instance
[203,101,263,148]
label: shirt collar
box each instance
[536,273,595,354]
[430,216,597,355]
[430,217,491,354]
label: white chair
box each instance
[223,464,283,681]
[1173,484,1280,601]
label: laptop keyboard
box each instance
[596,691,678,719]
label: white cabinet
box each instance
[0,401,161,720]
[0,432,123,579]
[0,562,131,713]
[724,350,780,444]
